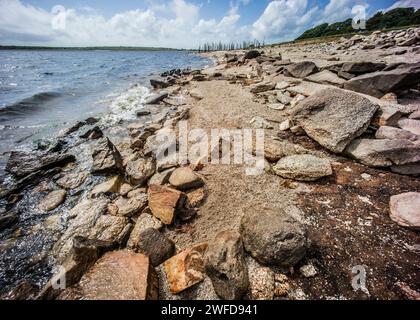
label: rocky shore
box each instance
[1,27,420,300]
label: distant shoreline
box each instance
[0,45,186,51]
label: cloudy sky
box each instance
[0,0,419,48]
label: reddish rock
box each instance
[148,184,186,225]
[163,243,208,294]
[59,251,158,300]
[389,192,420,230]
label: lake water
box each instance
[0,49,210,165]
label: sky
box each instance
[0,0,419,48]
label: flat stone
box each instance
[144,92,168,105]
[341,62,386,75]
[148,185,185,225]
[286,81,331,97]
[56,171,89,189]
[136,228,175,266]
[263,139,313,162]
[305,70,346,86]
[108,189,148,217]
[272,154,332,181]
[267,103,285,110]
[286,61,318,78]
[292,88,378,153]
[398,118,420,135]
[59,251,158,300]
[163,243,208,294]
[376,126,418,141]
[169,167,204,191]
[249,81,275,94]
[345,139,420,167]
[279,119,291,131]
[389,192,420,230]
[91,138,123,174]
[38,190,66,212]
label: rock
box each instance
[305,70,346,86]
[0,212,18,232]
[91,138,123,174]
[163,243,208,294]
[169,167,204,191]
[204,230,248,300]
[137,110,151,117]
[240,207,307,267]
[186,187,206,208]
[286,81,331,97]
[250,81,275,94]
[148,185,186,225]
[145,92,168,105]
[53,197,128,262]
[91,176,122,197]
[130,130,153,150]
[39,236,117,300]
[292,88,378,153]
[290,94,306,108]
[376,105,402,126]
[338,70,355,80]
[389,192,420,230]
[267,103,285,110]
[136,228,175,266]
[398,118,420,135]
[344,62,420,98]
[150,79,170,89]
[290,125,305,135]
[108,189,148,217]
[59,251,158,300]
[6,151,76,178]
[345,139,420,167]
[286,61,318,78]
[276,91,292,104]
[244,50,261,60]
[245,257,275,300]
[126,157,156,186]
[340,62,386,75]
[263,139,313,162]
[119,183,133,196]
[148,168,175,186]
[375,126,418,141]
[127,213,163,249]
[409,110,420,120]
[276,81,291,90]
[381,93,399,104]
[300,264,318,278]
[56,171,88,190]
[250,116,273,129]
[273,154,332,181]
[38,190,66,212]
[189,89,204,100]
[80,126,103,140]
[279,119,291,131]
[391,163,420,175]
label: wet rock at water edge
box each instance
[127,213,163,249]
[126,157,156,186]
[204,230,249,300]
[91,137,123,174]
[240,207,308,267]
[136,228,175,266]
[163,243,208,294]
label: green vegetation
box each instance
[297,7,420,40]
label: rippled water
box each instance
[0,49,210,169]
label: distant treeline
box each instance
[198,40,264,52]
[0,45,179,51]
[296,7,420,40]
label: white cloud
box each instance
[385,0,420,11]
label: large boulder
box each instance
[58,251,158,300]
[6,151,75,178]
[292,88,378,153]
[272,154,333,181]
[389,192,420,230]
[344,62,420,98]
[91,138,123,174]
[240,207,308,267]
[163,243,208,294]
[345,139,420,167]
[204,230,249,300]
[286,61,318,78]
